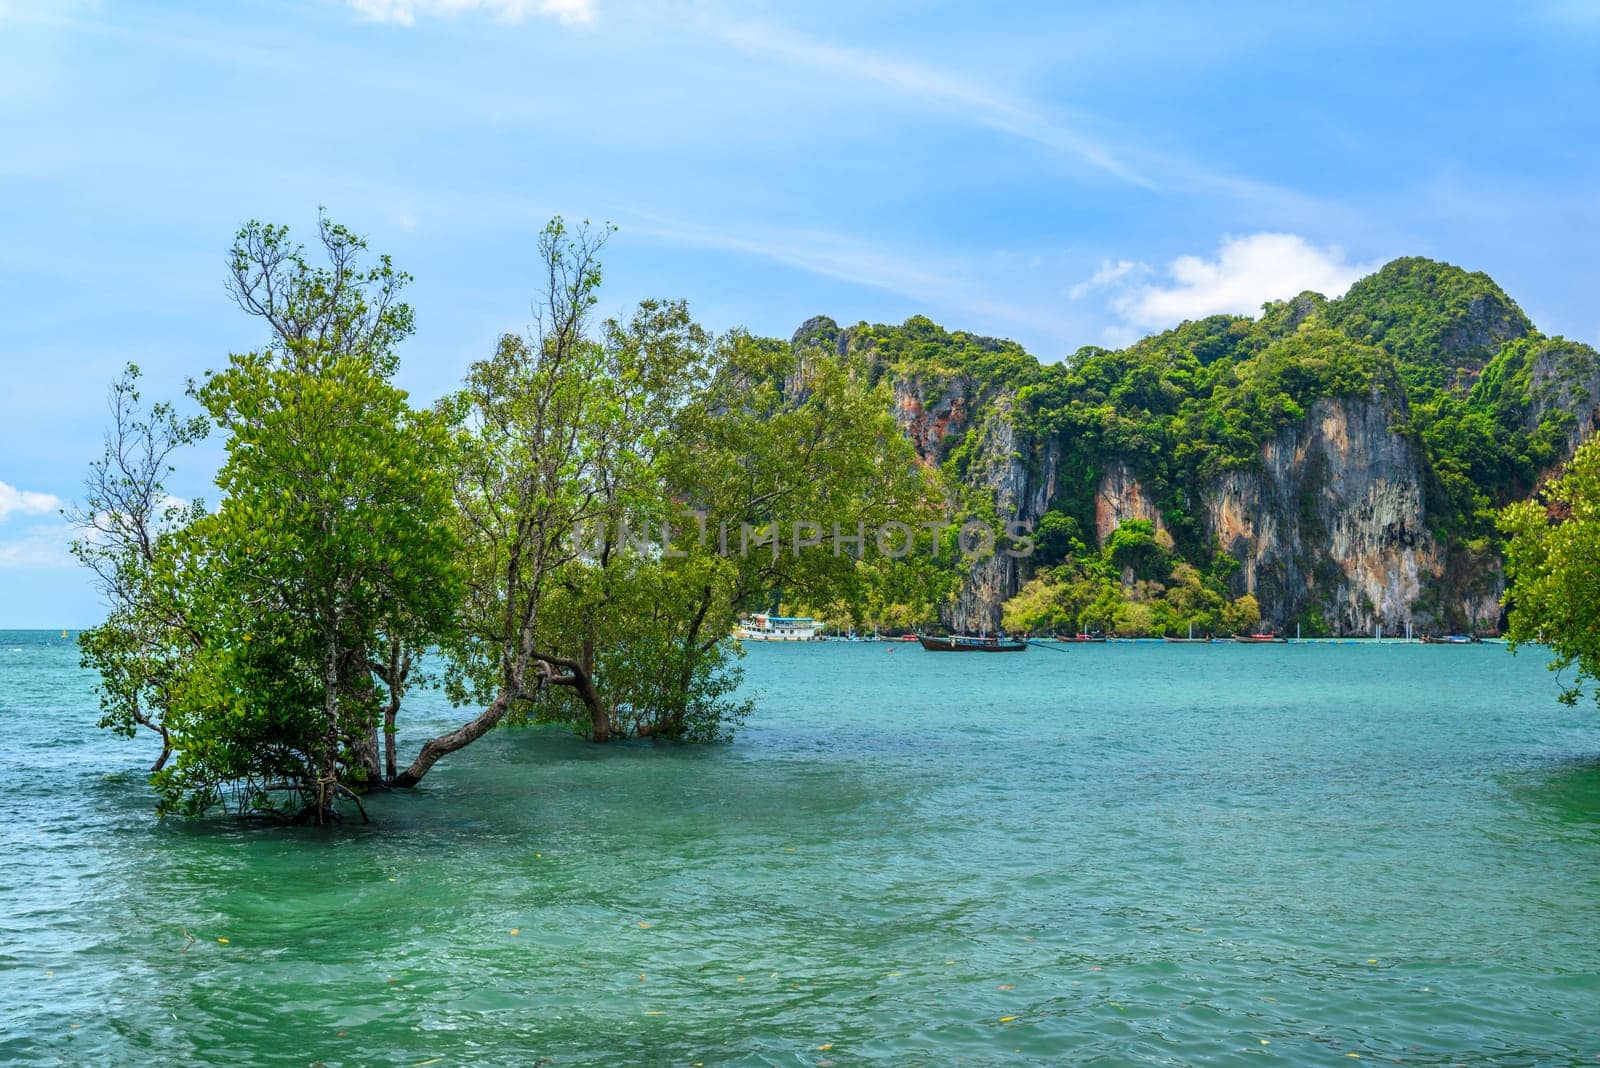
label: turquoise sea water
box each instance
[2,631,1599,1066]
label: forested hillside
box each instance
[798,258,1600,636]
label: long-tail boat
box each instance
[916,633,1028,653]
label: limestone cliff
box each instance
[1094,459,1166,546]
[1523,339,1600,461]
[1200,394,1498,634]
[793,257,1600,635]
[942,394,1058,633]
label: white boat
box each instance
[734,613,820,641]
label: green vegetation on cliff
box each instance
[844,257,1599,637]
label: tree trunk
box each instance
[662,584,714,739]
[355,727,383,788]
[382,646,405,783]
[148,721,171,773]
[578,669,608,743]
[391,686,515,788]
[384,699,398,782]
[318,619,341,824]
[580,631,610,743]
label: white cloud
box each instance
[0,522,73,569]
[343,0,595,27]
[1069,259,1145,301]
[1109,233,1379,331]
[0,480,61,522]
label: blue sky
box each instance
[2,0,1598,626]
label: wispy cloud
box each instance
[0,480,61,522]
[708,16,1344,226]
[714,19,1155,190]
[1089,232,1380,332]
[342,0,595,27]
[1538,0,1600,26]
[625,211,1068,339]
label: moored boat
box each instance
[1420,634,1480,644]
[734,613,820,641]
[1233,633,1288,643]
[1054,633,1107,643]
[916,633,1028,653]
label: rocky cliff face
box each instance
[882,371,1057,632]
[1200,394,1499,633]
[891,374,975,462]
[876,357,1538,635]
[1094,459,1165,546]
[1525,339,1600,460]
[944,395,1058,633]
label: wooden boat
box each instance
[1162,636,1210,644]
[1054,633,1107,643]
[916,634,1028,653]
[1420,634,1480,644]
[1234,633,1288,644]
